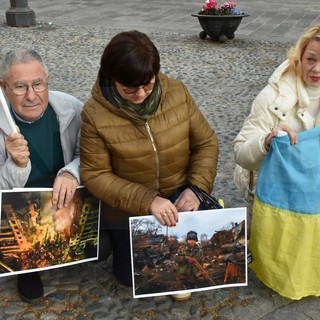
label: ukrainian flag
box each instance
[249,126,320,300]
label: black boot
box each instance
[17,272,44,303]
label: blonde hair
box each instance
[287,23,320,77]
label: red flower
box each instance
[199,1,239,15]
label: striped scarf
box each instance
[111,77,162,120]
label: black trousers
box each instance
[104,220,132,287]
[103,186,189,287]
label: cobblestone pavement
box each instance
[0,1,319,319]
[1,0,320,42]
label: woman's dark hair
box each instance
[99,30,160,87]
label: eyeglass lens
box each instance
[123,82,155,94]
[8,80,48,95]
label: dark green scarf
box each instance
[111,77,162,120]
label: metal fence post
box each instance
[6,0,36,27]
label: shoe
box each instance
[171,292,192,301]
[247,240,254,265]
[17,272,44,303]
[247,248,254,265]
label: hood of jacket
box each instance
[265,60,311,123]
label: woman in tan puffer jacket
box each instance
[80,30,219,289]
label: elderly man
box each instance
[0,49,83,302]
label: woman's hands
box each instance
[149,188,200,226]
[265,124,298,150]
[149,196,179,227]
[174,188,200,212]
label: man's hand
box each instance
[5,132,30,167]
[52,172,78,209]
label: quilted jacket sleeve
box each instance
[80,102,158,216]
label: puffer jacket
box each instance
[233,60,320,200]
[80,72,219,221]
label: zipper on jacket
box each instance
[145,121,160,190]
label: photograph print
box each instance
[0,186,100,277]
[129,207,247,298]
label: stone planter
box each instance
[191,13,249,42]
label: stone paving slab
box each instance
[0,0,319,42]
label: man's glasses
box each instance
[119,78,155,95]
[5,80,48,96]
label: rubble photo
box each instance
[130,208,247,298]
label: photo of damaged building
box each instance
[130,209,247,298]
[0,187,99,276]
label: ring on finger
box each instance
[162,212,167,217]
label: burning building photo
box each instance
[0,187,99,276]
[130,208,247,298]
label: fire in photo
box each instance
[0,187,100,276]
